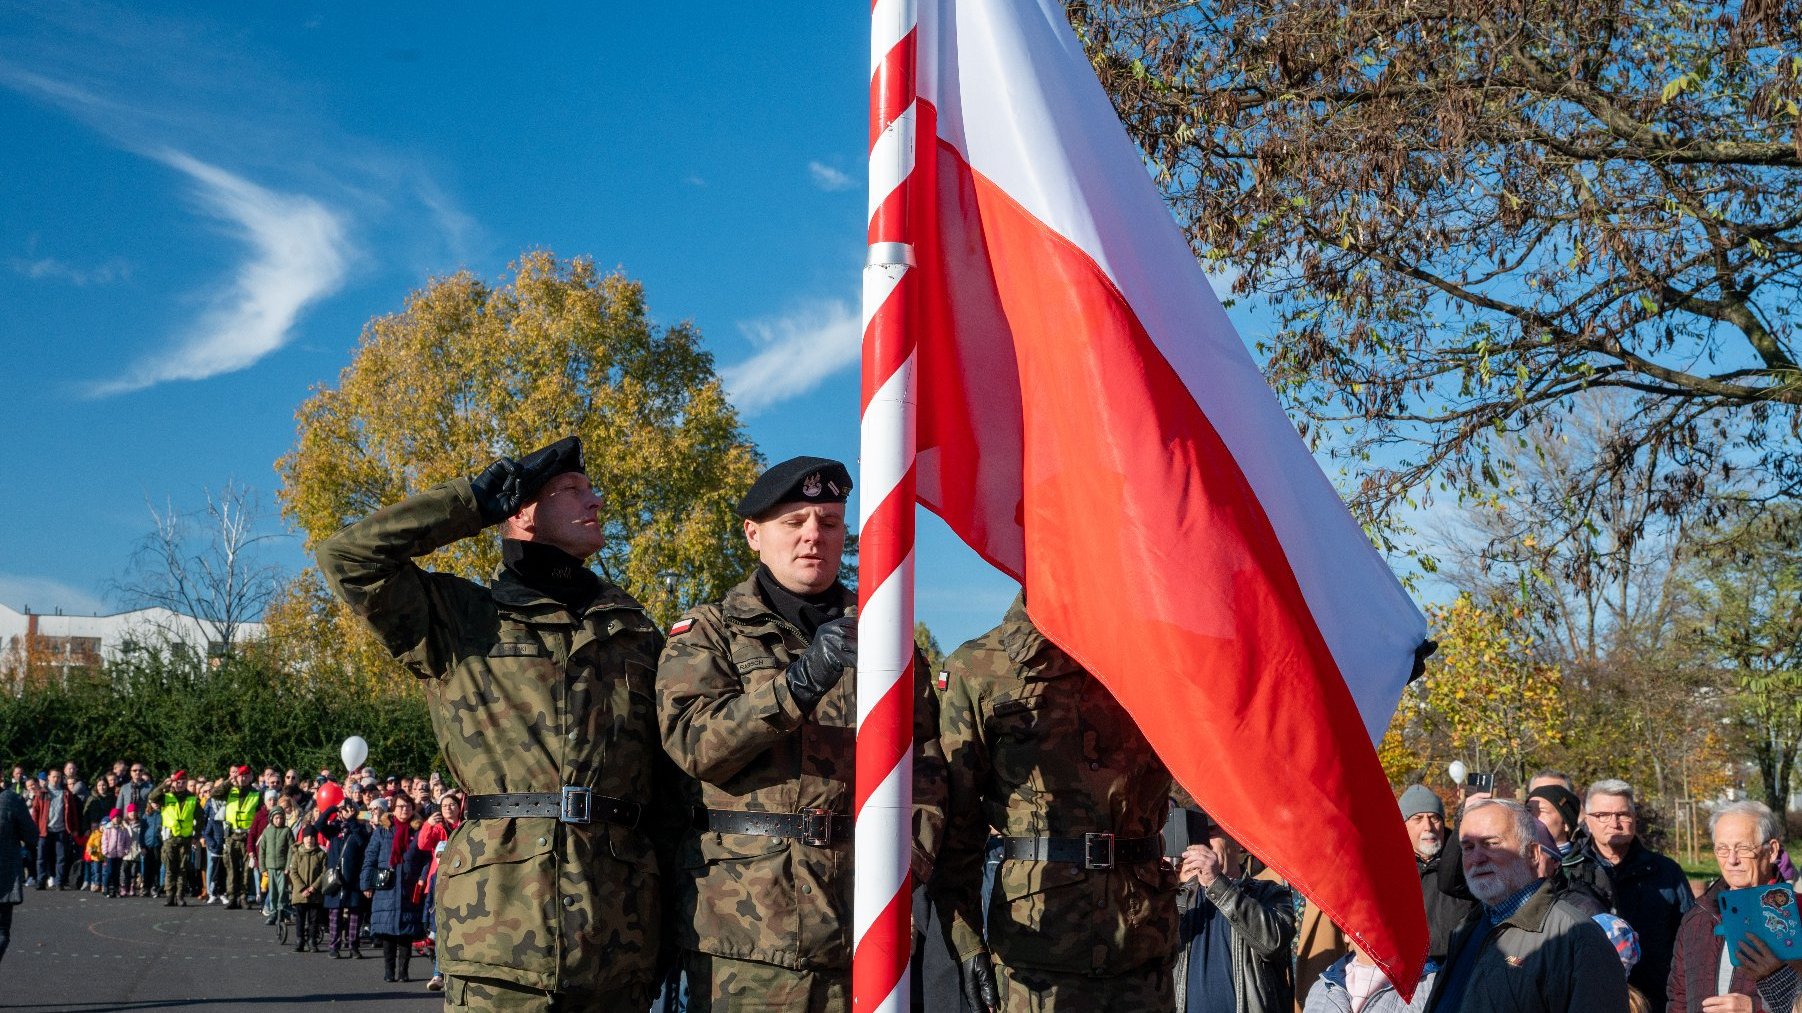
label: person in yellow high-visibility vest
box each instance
[154,771,200,907]
[213,766,262,910]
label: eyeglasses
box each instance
[1587,812,1635,824]
[1714,844,1769,860]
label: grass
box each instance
[1677,854,1721,882]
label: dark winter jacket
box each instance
[1423,878,1629,1013]
[1,789,38,905]
[1588,838,1693,1004]
[1173,871,1296,1013]
[360,822,431,940]
[1421,852,1477,964]
[314,812,371,911]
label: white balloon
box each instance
[341,735,369,772]
[1447,760,1468,784]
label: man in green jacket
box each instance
[214,765,262,909]
[154,771,200,907]
[657,457,946,1012]
[317,436,668,1011]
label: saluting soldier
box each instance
[933,593,1179,1012]
[658,456,946,1012]
[317,437,668,1010]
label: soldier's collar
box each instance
[722,574,856,630]
[492,570,644,620]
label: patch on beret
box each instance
[737,456,853,518]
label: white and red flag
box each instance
[860,0,1432,998]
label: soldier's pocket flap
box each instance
[995,860,1088,901]
[440,821,555,878]
[684,830,789,869]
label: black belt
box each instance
[698,808,852,847]
[465,788,641,828]
[1001,834,1162,870]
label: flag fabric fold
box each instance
[906,0,1431,990]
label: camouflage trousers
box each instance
[682,952,848,1013]
[224,832,252,902]
[444,974,653,1012]
[995,959,1174,1013]
[160,837,192,901]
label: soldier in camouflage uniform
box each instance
[317,437,667,1011]
[657,456,946,1013]
[933,593,1178,1013]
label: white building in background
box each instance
[0,601,265,682]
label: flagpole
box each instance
[854,0,919,1010]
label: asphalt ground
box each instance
[0,887,441,1011]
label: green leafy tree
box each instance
[914,621,946,672]
[1074,1,1802,539]
[274,252,762,674]
[1679,505,1802,818]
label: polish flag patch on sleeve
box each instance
[935,670,949,691]
[669,618,696,637]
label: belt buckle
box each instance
[800,808,834,847]
[1083,832,1115,870]
[560,787,592,825]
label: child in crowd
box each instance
[258,807,293,927]
[101,807,131,898]
[82,822,104,894]
[139,800,163,898]
[120,804,145,896]
[288,826,326,953]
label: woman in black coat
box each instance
[360,794,432,983]
[314,800,371,958]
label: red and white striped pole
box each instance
[854,0,919,1010]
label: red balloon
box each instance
[315,782,344,812]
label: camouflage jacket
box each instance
[657,575,946,971]
[316,478,665,994]
[933,594,1177,976]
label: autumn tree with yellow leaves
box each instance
[271,251,761,679]
[1408,593,1567,788]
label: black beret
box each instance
[517,436,584,502]
[737,456,853,519]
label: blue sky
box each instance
[0,3,1363,651]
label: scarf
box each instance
[754,564,845,639]
[390,818,414,867]
[502,538,600,612]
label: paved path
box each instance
[1,888,439,1011]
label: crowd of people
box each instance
[3,758,463,991]
[6,445,1799,1013]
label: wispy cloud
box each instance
[9,255,132,285]
[721,299,861,415]
[0,574,107,616]
[808,161,855,192]
[87,150,349,396]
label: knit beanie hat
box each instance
[1398,784,1445,820]
[1526,785,1580,830]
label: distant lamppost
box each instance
[658,570,682,612]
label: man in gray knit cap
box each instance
[1400,785,1476,964]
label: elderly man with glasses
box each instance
[1667,800,1799,1013]
[1581,779,1693,1007]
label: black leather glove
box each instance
[959,951,999,1013]
[784,616,857,716]
[469,436,583,524]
